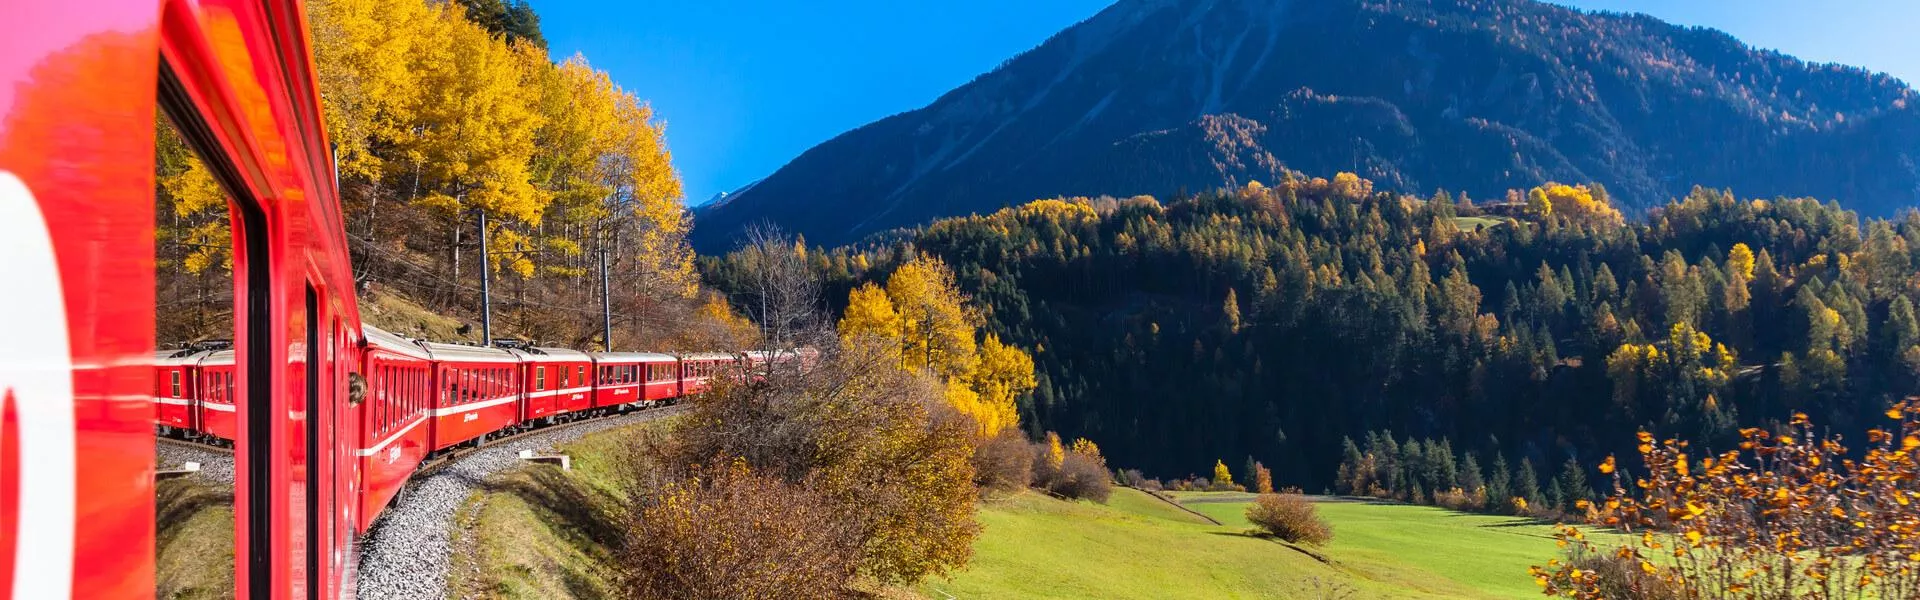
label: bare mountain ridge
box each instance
[692,0,1920,251]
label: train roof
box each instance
[200,349,236,366]
[362,324,432,360]
[417,341,520,363]
[508,347,591,362]
[589,351,678,363]
[744,347,818,359]
[153,348,209,365]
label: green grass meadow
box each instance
[453,419,1596,599]
[924,489,1594,599]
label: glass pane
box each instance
[152,115,236,599]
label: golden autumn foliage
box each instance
[836,255,1037,437]
[1729,243,1758,280]
[1214,459,1236,488]
[1534,402,1920,599]
[887,256,979,378]
[294,0,699,345]
[1527,182,1624,226]
[665,341,980,587]
[1044,432,1067,470]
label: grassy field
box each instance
[923,490,1601,600]
[450,419,1587,599]
[1176,493,1603,599]
[1451,215,1515,232]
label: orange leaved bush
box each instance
[1533,399,1920,599]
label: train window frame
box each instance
[535,366,546,391]
[170,371,182,398]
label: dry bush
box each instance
[661,339,980,585]
[973,428,1034,497]
[1246,493,1333,546]
[1558,548,1686,600]
[620,460,861,600]
[1432,486,1488,512]
[1029,432,1113,502]
[1044,452,1114,502]
[1536,401,1920,599]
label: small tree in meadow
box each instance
[1246,493,1333,546]
[1252,462,1274,494]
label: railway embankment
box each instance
[357,408,680,600]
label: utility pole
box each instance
[600,241,613,352]
[477,209,493,346]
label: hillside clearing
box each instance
[919,489,1525,599]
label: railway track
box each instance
[356,403,683,600]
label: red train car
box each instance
[195,350,239,442]
[3,0,364,594]
[354,327,433,532]
[512,347,593,423]
[422,342,523,452]
[154,349,208,433]
[591,352,681,408]
[678,352,740,396]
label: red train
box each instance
[0,0,800,597]
[159,329,765,532]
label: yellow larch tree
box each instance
[835,255,1037,437]
[967,333,1035,436]
[839,283,903,358]
[888,256,979,379]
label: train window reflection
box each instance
[153,115,237,598]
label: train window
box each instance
[535,366,546,391]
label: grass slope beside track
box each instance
[445,419,671,599]
[449,420,1591,599]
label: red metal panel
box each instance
[428,397,520,452]
[0,0,162,594]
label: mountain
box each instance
[690,0,1920,252]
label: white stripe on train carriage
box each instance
[356,415,427,457]
[2,171,75,598]
[526,385,592,398]
[153,397,193,406]
[428,394,520,417]
[203,402,236,413]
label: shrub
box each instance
[1557,548,1688,600]
[1039,451,1113,502]
[1432,486,1488,512]
[1536,404,1920,599]
[972,428,1034,497]
[1245,493,1333,546]
[620,460,861,599]
[665,341,980,584]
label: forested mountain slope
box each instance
[705,175,1920,489]
[692,0,1920,251]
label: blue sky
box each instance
[537,1,1920,207]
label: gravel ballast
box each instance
[154,439,235,485]
[355,408,677,600]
